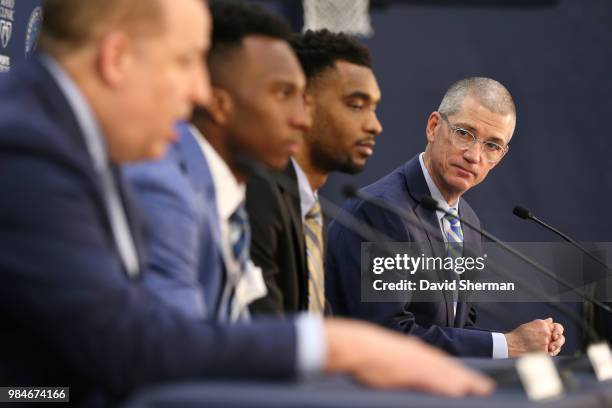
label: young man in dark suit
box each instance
[247,30,382,316]
[0,0,493,404]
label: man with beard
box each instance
[247,29,382,316]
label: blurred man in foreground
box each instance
[0,0,493,405]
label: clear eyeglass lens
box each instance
[451,128,504,163]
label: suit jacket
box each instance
[325,155,493,357]
[247,162,309,316]
[0,57,296,406]
[124,124,224,319]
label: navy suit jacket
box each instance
[326,155,493,357]
[124,124,224,319]
[0,57,296,405]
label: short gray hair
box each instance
[438,77,516,118]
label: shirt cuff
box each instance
[491,332,509,359]
[295,313,326,377]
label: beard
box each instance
[310,145,365,175]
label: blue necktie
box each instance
[219,203,251,322]
[444,208,463,257]
[229,203,250,274]
[444,208,463,323]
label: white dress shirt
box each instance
[292,158,319,222]
[192,126,268,321]
[419,153,508,359]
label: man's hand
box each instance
[323,318,495,397]
[548,322,565,356]
[505,318,557,357]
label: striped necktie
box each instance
[444,208,463,321]
[444,208,463,257]
[219,203,251,322]
[305,199,325,314]
[229,203,250,274]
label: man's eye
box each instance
[456,129,473,139]
[276,87,292,99]
[349,104,364,111]
[484,142,503,152]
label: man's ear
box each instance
[426,111,442,143]
[206,88,233,125]
[96,31,132,87]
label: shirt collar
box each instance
[418,152,458,222]
[40,54,109,173]
[191,125,245,220]
[291,157,318,221]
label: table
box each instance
[121,358,612,408]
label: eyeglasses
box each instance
[439,113,509,164]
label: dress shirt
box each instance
[292,158,319,222]
[192,135,326,374]
[192,127,267,320]
[419,153,508,359]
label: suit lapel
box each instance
[173,125,226,314]
[112,166,147,274]
[402,156,454,326]
[457,199,483,318]
[33,57,109,217]
[277,163,308,308]
[34,57,138,273]
[175,125,223,251]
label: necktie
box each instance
[220,202,251,322]
[229,204,250,274]
[305,199,325,314]
[444,208,463,257]
[444,208,463,322]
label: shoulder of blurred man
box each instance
[124,123,225,319]
[0,57,98,177]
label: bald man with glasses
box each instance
[326,77,566,359]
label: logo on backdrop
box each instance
[0,54,9,72]
[25,6,42,57]
[0,0,14,49]
[0,20,10,48]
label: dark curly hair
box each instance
[289,29,372,81]
[209,0,292,55]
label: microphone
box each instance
[421,197,612,312]
[343,187,604,343]
[513,205,612,353]
[512,205,612,274]
[512,206,532,220]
